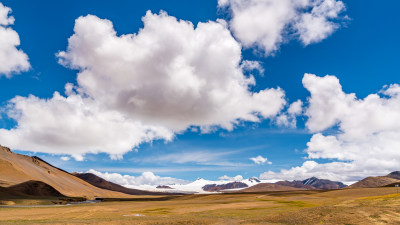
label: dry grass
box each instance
[1,187,400,224]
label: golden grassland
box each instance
[1,187,400,224]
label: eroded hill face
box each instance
[0,145,130,198]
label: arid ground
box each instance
[1,187,400,225]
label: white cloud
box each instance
[0,2,14,25]
[57,11,285,132]
[262,74,400,183]
[218,0,346,54]
[60,156,70,161]
[296,0,345,45]
[0,2,30,77]
[250,155,271,165]
[0,11,285,158]
[276,99,303,128]
[87,169,189,186]
[260,161,359,183]
[146,150,236,165]
[0,90,173,159]
[219,174,243,181]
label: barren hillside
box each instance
[0,145,131,198]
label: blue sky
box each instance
[0,0,399,184]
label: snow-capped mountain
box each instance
[125,177,269,194]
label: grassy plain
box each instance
[1,187,400,224]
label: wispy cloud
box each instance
[88,165,253,174]
[150,151,235,165]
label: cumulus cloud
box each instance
[219,174,244,181]
[276,99,303,128]
[250,155,271,165]
[0,90,173,159]
[261,74,400,183]
[0,2,30,77]
[57,11,285,131]
[218,0,346,54]
[0,11,285,158]
[260,161,358,183]
[88,169,189,186]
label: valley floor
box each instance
[1,187,400,224]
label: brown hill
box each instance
[8,180,64,197]
[275,181,316,190]
[382,182,400,187]
[349,176,400,188]
[240,183,304,192]
[385,171,400,180]
[0,145,131,198]
[73,173,167,195]
[0,186,25,197]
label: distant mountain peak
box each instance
[248,178,261,183]
[202,181,248,192]
[277,177,347,190]
[302,177,319,185]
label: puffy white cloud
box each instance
[87,169,189,186]
[250,155,271,165]
[219,174,244,181]
[0,2,14,25]
[218,0,346,54]
[260,161,360,183]
[296,0,345,45]
[0,2,30,77]
[303,73,352,132]
[262,74,400,183]
[0,11,285,158]
[276,99,303,128]
[0,89,173,159]
[57,11,285,132]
